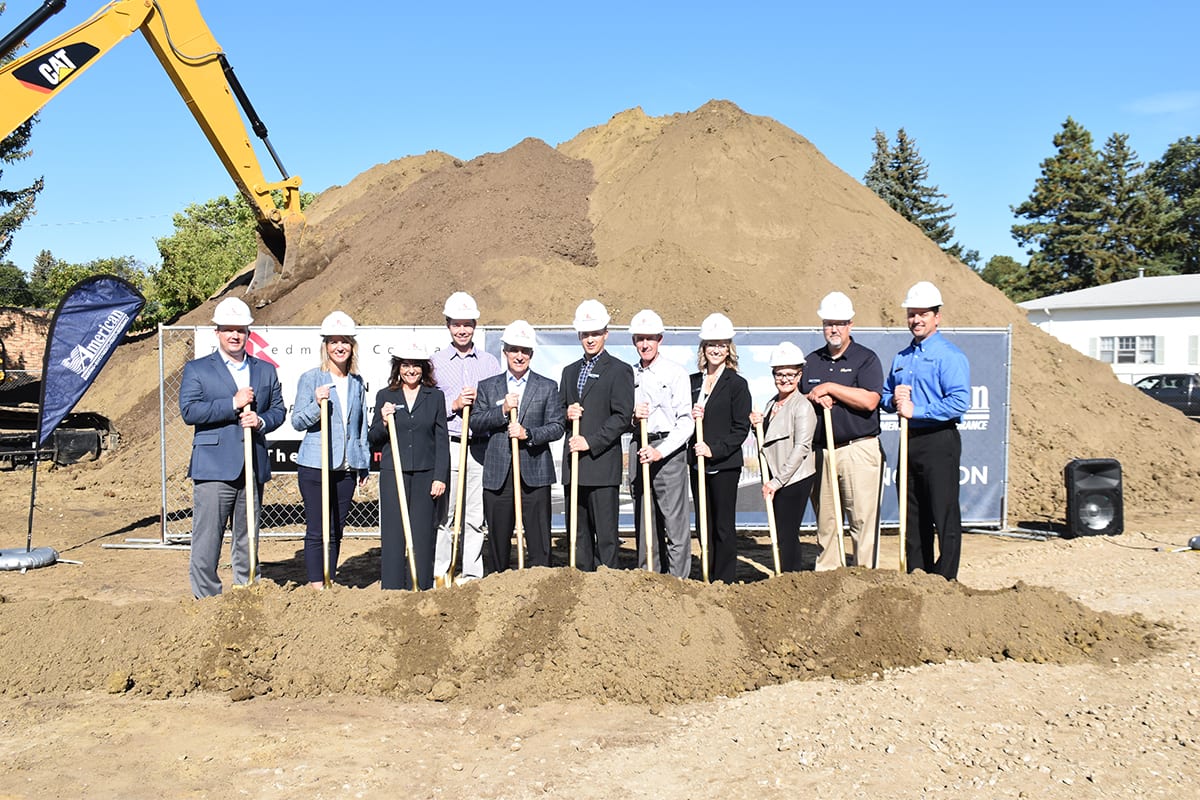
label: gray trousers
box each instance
[190,478,262,598]
[435,440,485,579]
[630,443,691,577]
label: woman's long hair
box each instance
[387,357,436,390]
[320,336,359,375]
[696,341,739,371]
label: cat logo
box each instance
[13,43,100,94]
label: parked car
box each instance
[1134,373,1200,420]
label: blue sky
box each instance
[4,0,1198,274]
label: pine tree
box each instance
[1147,136,1200,274]
[0,4,45,261]
[28,248,57,307]
[1094,133,1175,282]
[864,128,974,262]
[1011,117,1106,295]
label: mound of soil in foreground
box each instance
[0,568,1160,706]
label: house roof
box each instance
[1017,274,1200,312]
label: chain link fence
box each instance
[158,325,380,543]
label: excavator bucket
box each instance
[249,206,306,292]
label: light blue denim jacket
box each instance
[291,367,370,472]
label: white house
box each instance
[1017,273,1200,384]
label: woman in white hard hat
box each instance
[368,340,449,590]
[290,312,371,588]
[749,342,818,572]
[690,313,752,583]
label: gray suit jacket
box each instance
[471,370,565,491]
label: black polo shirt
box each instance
[802,339,883,447]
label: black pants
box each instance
[379,468,437,590]
[569,484,620,571]
[772,474,816,572]
[691,468,740,583]
[905,425,963,580]
[297,464,357,584]
[484,473,552,571]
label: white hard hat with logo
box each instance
[901,281,944,309]
[698,312,735,341]
[320,311,357,337]
[443,291,481,320]
[392,337,429,360]
[816,291,856,321]
[572,299,611,332]
[769,341,806,368]
[501,320,536,349]
[212,297,253,326]
[628,309,665,335]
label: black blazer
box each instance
[689,369,752,472]
[559,349,635,487]
[368,385,450,482]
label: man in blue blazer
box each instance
[560,300,635,570]
[471,320,565,571]
[179,297,286,598]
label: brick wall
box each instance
[0,307,51,372]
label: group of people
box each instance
[179,282,970,598]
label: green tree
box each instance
[0,260,35,306]
[1011,117,1106,295]
[40,255,148,307]
[977,255,1039,302]
[864,128,975,263]
[0,3,44,260]
[151,190,314,320]
[28,247,57,307]
[1094,133,1176,282]
[1147,136,1200,273]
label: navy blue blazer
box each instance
[179,351,286,482]
[470,370,565,491]
[559,349,635,487]
[368,385,450,482]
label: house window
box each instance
[1098,336,1156,364]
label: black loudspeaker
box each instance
[1063,458,1123,538]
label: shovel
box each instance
[510,408,526,570]
[823,409,847,568]
[386,414,420,590]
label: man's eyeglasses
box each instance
[821,321,851,329]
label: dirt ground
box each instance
[4,100,1200,799]
[2,472,1199,799]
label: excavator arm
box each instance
[1,0,302,288]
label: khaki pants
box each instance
[811,436,883,570]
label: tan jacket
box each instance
[760,394,817,490]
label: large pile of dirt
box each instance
[82,99,1200,523]
[0,565,1159,705]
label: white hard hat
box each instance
[769,341,806,368]
[443,291,481,320]
[816,291,855,321]
[320,311,357,337]
[901,281,944,309]
[501,319,536,349]
[392,337,429,361]
[572,299,611,332]
[212,297,253,326]
[698,312,735,341]
[628,309,665,336]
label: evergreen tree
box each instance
[1011,117,1106,295]
[1147,136,1200,274]
[1094,133,1176,282]
[0,4,44,261]
[864,128,974,262]
[28,248,56,307]
[978,255,1039,302]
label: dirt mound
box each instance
[0,567,1160,706]
[80,99,1200,523]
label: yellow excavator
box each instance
[1,0,304,289]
